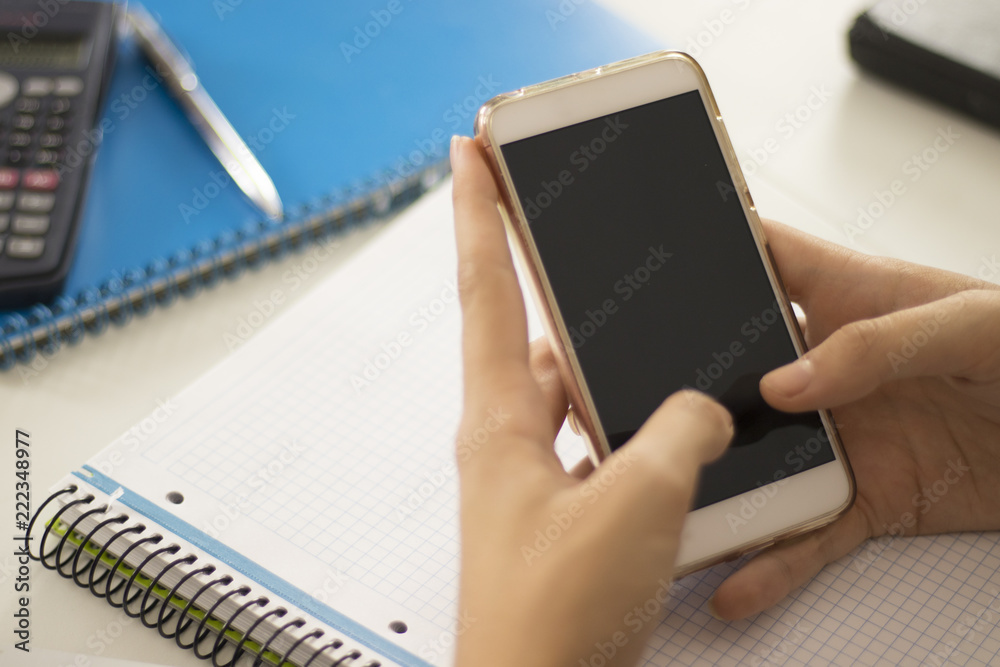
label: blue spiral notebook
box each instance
[0,0,661,370]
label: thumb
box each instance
[611,390,733,506]
[761,290,1000,411]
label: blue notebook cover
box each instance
[0,0,661,369]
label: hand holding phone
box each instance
[474,52,854,574]
[452,54,1000,666]
[709,220,1000,620]
[453,139,1000,666]
[451,134,735,667]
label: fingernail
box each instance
[707,596,725,622]
[763,358,813,398]
[718,404,734,434]
[682,390,734,434]
[450,135,462,167]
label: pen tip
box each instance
[257,193,284,221]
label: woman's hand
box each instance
[450,135,733,667]
[711,221,1000,619]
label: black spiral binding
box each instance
[71,512,127,588]
[29,486,385,667]
[1,159,450,371]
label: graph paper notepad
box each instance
[30,182,1000,666]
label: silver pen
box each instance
[126,4,284,220]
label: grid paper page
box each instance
[96,183,473,656]
[91,181,1000,666]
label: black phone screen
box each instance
[499,90,835,509]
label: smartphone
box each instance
[474,51,855,576]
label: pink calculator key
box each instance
[22,169,59,191]
[0,168,18,190]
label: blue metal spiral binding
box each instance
[122,267,155,316]
[102,272,134,327]
[195,238,225,288]
[241,220,269,270]
[217,228,246,280]
[77,286,110,336]
[4,312,34,366]
[0,157,452,371]
[27,303,60,356]
[165,249,195,299]
[52,294,86,345]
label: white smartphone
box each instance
[474,51,855,576]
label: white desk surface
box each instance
[3,1,999,664]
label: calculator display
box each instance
[0,38,85,70]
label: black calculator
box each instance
[0,1,118,308]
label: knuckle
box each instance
[455,259,479,304]
[971,288,1000,313]
[637,459,696,505]
[837,318,883,362]
[528,336,554,362]
[529,342,562,391]
[948,288,991,314]
[622,441,699,503]
[528,336,557,370]
[456,255,517,309]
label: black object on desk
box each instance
[849,0,1000,129]
[0,1,118,308]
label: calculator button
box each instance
[0,168,18,190]
[45,116,66,132]
[54,76,85,97]
[17,192,55,213]
[34,150,58,166]
[8,132,31,148]
[49,98,72,114]
[14,98,41,114]
[7,236,45,259]
[5,149,24,166]
[0,193,14,211]
[12,115,35,131]
[23,77,54,97]
[39,134,63,149]
[0,213,8,231]
[23,169,59,191]
[12,214,49,235]
[0,72,17,109]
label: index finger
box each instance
[761,219,861,308]
[762,219,989,323]
[452,136,531,399]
